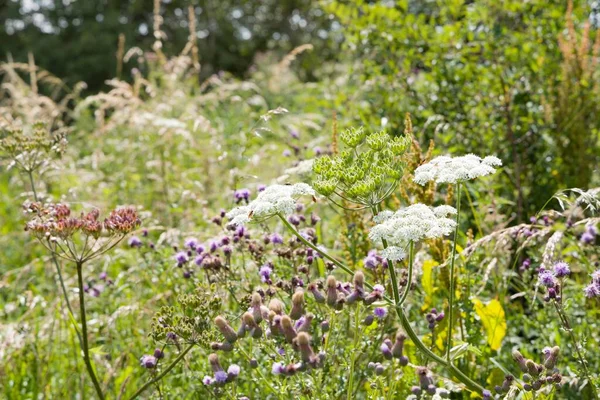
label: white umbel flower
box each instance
[413,154,502,185]
[369,204,457,253]
[226,183,315,226]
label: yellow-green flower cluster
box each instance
[312,127,410,206]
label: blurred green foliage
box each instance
[326,0,600,220]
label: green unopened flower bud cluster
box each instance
[313,127,410,206]
[0,123,67,172]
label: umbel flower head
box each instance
[413,154,502,185]
[24,202,141,262]
[312,126,410,206]
[369,204,457,260]
[226,183,315,226]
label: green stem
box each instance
[128,343,195,400]
[446,182,461,362]
[346,303,362,400]
[76,262,106,400]
[398,241,414,306]
[553,302,598,399]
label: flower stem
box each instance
[398,241,414,306]
[128,343,195,400]
[553,301,598,399]
[446,182,462,362]
[76,261,105,400]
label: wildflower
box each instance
[234,188,251,204]
[380,340,393,359]
[272,362,286,375]
[214,370,228,383]
[222,245,232,257]
[154,348,164,359]
[363,251,379,269]
[226,183,316,226]
[128,235,142,248]
[374,307,387,319]
[270,233,284,244]
[283,149,291,157]
[259,264,273,284]
[538,270,556,287]
[584,283,599,298]
[369,204,457,257]
[413,154,502,185]
[202,376,214,385]
[542,346,560,369]
[391,331,408,366]
[214,316,238,343]
[140,355,157,369]
[174,251,188,266]
[227,364,241,379]
[553,261,570,278]
[184,237,199,250]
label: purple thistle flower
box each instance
[154,348,164,359]
[202,376,214,385]
[372,284,385,294]
[174,251,188,266]
[283,149,291,157]
[288,215,301,226]
[581,231,595,244]
[272,362,285,375]
[374,307,387,319]
[209,241,218,253]
[314,146,322,156]
[195,254,205,266]
[128,236,142,248]
[363,255,378,269]
[214,370,228,383]
[259,264,273,283]
[289,129,300,139]
[553,261,570,278]
[270,233,284,244]
[538,270,556,287]
[584,284,599,298]
[257,184,266,192]
[184,238,198,250]
[140,355,157,369]
[234,188,251,204]
[227,364,241,377]
[222,245,232,257]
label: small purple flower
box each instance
[259,264,273,283]
[222,245,232,257]
[209,241,218,253]
[277,347,286,356]
[372,284,385,294]
[374,307,387,319]
[272,362,285,375]
[553,261,570,278]
[482,390,492,400]
[128,236,142,248]
[214,370,228,383]
[283,149,291,157]
[257,184,266,192]
[202,376,214,385]
[581,231,595,244]
[363,254,378,269]
[140,355,157,369]
[584,283,599,298]
[289,129,300,139]
[314,146,322,156]
[538,270,556,287]
[175,251,188,266]
[270,233,283,244]
[99,271,107,280]
[234,188,251,204]
[288,215,301,226]
[184,238,198,250]
[195,254,205,266]
[227,364,241,377]
[154,348,164,359]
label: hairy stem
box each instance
[128,343,195,400]
[398,241,414,306]
[76,262,105,400]
[553,301,598,399]
[447,182,462,361]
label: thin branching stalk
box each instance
[76,261,106,400]
[398,241,414,306]
[446,182,462,362]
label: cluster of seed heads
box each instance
[510,348,562,394]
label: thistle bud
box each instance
[380,342,393,360]
[374,364,385,375]
[526,359,540,377]
[512,350,528,372]
[281,315,297,344]
[308,283,326,303]
[320,320,330,332]
[242,312,263,339]
[251,293,264,324]
[363,314,374,326]
[543,346,560,369]
[501,375,514,392]
[297,313,313,333]
[215,316,238,343]
[290,290,305,320]
[326,276,338,307]
[391,331,407,360]
[353,271,365,294]
[417,367,433,389]
[268,298,285,315]
[208,353,223,373]
[296,332,316,363]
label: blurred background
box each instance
[1,0,600,220]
